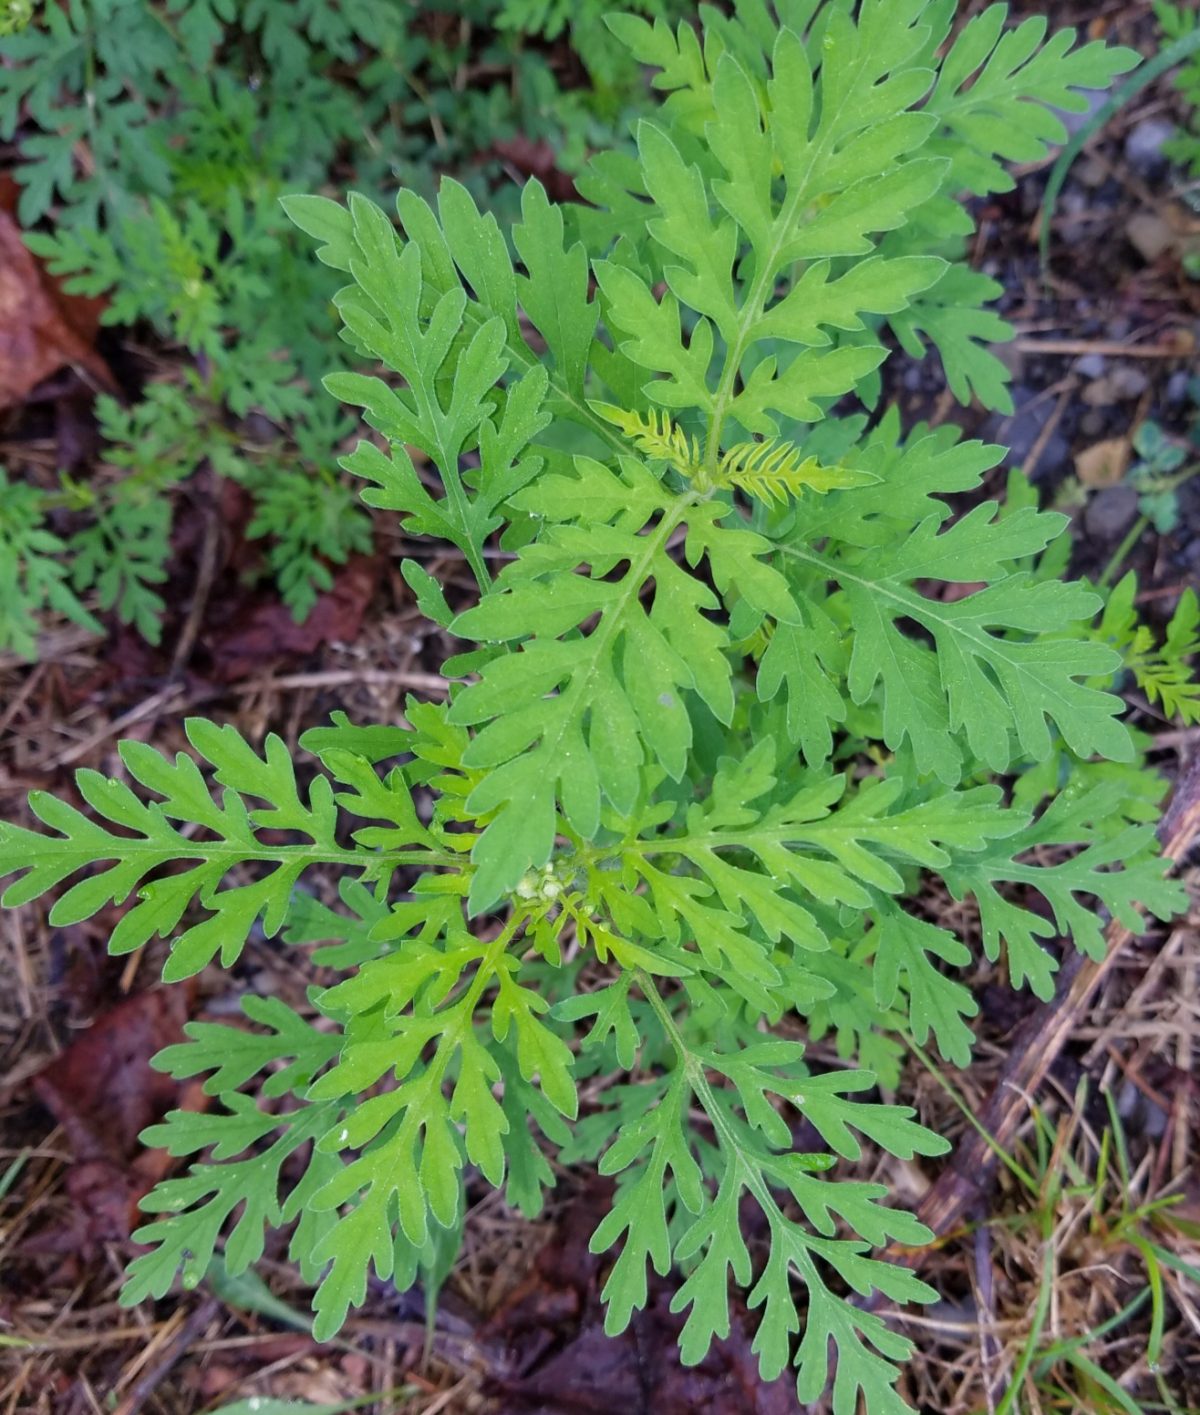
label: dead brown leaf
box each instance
[485,1185,795,1415]
[25,988,201,1251]
[491,137,579,204]
[0,175,115,408]
[204,554,383,681]
[1075,437,1131,489]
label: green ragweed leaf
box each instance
[0,719,438,981]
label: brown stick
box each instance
[1013,336,1195,360]
[110,1298,220,1415]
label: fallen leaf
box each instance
[25,988,202,1250]
[0,174,115,408]
[204,554,382,681]
[32,988,187,1159]
[938,580,988,604]
[485,1184,794,1414]
[1076,437,1131,489]
[491,137,578,204]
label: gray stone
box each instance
[1040,434,1072,479]
[1076,155,1110,189]
[1111,365,1150,400]
[1126,212,1175,265]
[1054,89,1111,138]
[1124,117,1178,178]
[1004,392,1071,478]
[1075,353,1107,379]
[1085,484,1140,539]
[1116,1076,1168,1140]
[1166,370,1191,404]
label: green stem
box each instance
[637,969,700,1081]
[1097,513,1149,590]
[458,527,492,594]
[635,969,831,1290]
[1,839,462,873]
[429,914,522,1071]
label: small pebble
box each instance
[1166,370,1191,404]
[1126,212,1175,265]
[1038,434,1072,480]
[1143,1098,1169,1141]
[1004,395,1052,464]
[1004,391,1069,475]
[1075,353,1107,379]
[1084,484,1140,539]
[1054,89,1111,138]
[1076,156,1109,189]
[1124,117,1178,178]
[1116,1077,1169,1140]
[1111,365,1150,400]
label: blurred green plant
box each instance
[0,0,674,655]
[1126,416,1198,536]
[1155,1,1200,179]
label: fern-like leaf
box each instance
[717,439,881,505]
[590,401,702,471]
[0,719,438,981]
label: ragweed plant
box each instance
[0,5,1192,1412]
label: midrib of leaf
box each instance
[406,345,487,587]
[633,818,936,857]
[427,914,520,1073]
[6,837,457,871]
[780,543,1085,716]
[420,260,626,461]
[529,490,699,770]
[638,971,826,1276]
[344,915,520,1184]
[929,71,1024,120]
[249,1099,335,1169]
[953,855,1088,892]
[703,36,897,472]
